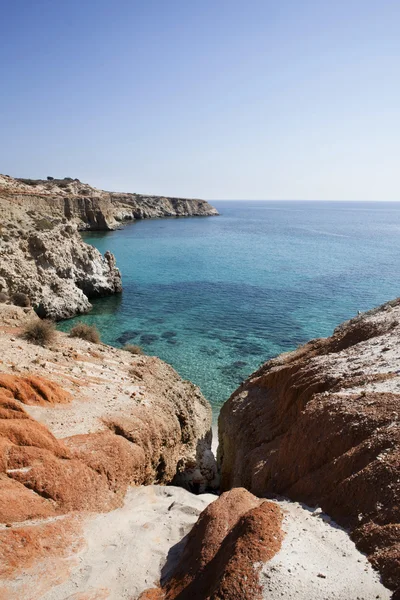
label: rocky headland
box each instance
[0,174,218,319]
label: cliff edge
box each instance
[11,175,219,230]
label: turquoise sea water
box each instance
[58,201,400,417]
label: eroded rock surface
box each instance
[0,305,217,598]
[0,222,122,320]
[218,298,400,593]
[140,489,389,600]
[2,174,218,231]
[141,488,284,600]
[0,486,216,600]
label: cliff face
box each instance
[218,298,400,592]
[0,222,122,319]
[0,175,218,319]
[11,175,219,230]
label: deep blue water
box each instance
[58,201,400,418]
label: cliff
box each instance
[12,175,219,230]
[0,175,218,319]
[218,298,400,594]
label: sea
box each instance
[58,201,400,420]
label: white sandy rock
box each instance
[260,499,390,600]
[40,486,216,600]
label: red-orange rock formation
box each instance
[218,299,400,592]
[0,515,83,579]
[0,377,138,521]
[0,373,71,405]
[140,488,283,600]
[0,373,215,525]
[0,365,217,598]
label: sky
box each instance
[1,0,399,200]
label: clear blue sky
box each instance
[1,0,399,200]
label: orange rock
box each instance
[0,373,71,405]
[141,488,283,600]
[0,515,82,579]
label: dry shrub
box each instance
[69,323,100,344]
[123,344,143,355]
[22,320,56,347]
[11,292,31,307]
[35,218,55,231]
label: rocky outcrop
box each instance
[0,306,217,496]
[140,488,283,600]
[0,221,122,319]
[0,485,216,600]
[140,491,389,600]
[0,305,217,599]
[0,312,393,599]
[218,298,400,593]
[0,174,218,319]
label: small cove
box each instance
[58,200,400,419]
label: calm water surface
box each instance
[58,201,400,418]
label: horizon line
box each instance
[208,198,400,202]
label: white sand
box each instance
[260,500,390,599]
[39,490,391,600]
[41,486,216,600]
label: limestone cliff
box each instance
[218,298,400,593]
[0,221,122,319]
[0,174,218,319]
[11,175,219,230]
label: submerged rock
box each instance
[140,333,159,345]
[116,329,141,345]
[233,339,264,355]
[161,331,177,339]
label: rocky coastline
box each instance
[12,175,219,230]
[0,298,398,598]
[0,177,398,599]
[0,175,218,319]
